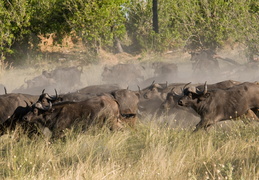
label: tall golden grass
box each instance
[0,119,258,180]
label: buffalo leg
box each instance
[242,109,259,124]
[194,118,211,132]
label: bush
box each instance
[0,0,258,63]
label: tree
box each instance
[64,0,129,54]
[152,0,159,33]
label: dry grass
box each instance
[0,118,258,180]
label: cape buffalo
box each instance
[152,62,178,82]
[23,94,123,138]
[159,80,241,116]
[138,82,192,115]
[33,88,140,127]
[58,84,121,102]
[190,49,220,74]
[22,89,140,137]
[0,89,59,133]
[0,93,38,124]
[12,66,82,95]
[178,81,259,131]
[101,63,144,88]
[111,89,140,127]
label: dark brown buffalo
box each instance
[190,49,220,76]
[39,87,140,125]
[35,88,140,126]
[23,94,123,138]
[111,89,140,126]
[138,62,178,88]
[178,81,259,131]
[158,88,198,118]
[138,82,192,115]
[141,82,189,99]
[43,66,82,88]
[77,84,120,94]
[0,93,38,124]
[12,66,82,95]
[101,63,144,88]
[152,62,178,82]
[58,84,121,102]
[185,80,241,95]
[12,73,56,95]
[160,80,242,116]
[22,88,140,137]
[59,87,140,127]
[0,90,59,134]
[37,89,58,107]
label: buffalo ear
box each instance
[198,93,210,101]
[200,93,210,100]
[110,91,116,98]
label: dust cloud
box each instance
[0,46,258,95]
[0,46,258,131]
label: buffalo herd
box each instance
[1,52,259,138]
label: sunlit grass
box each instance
[0,118,258,180]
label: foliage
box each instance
[0,0,71,64]
[64,0,129,53]
[127,0,259,53]
[0,0,258,63]
[0,0,32,60]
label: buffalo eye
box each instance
[33,108,38,115]
[144,93,149,99]
[188,93,192,98]
[41,98,48,106]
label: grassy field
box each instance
[0,117,258,180]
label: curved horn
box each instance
[183,82,192,91]
[154,83,163,89]
[171,87,179,96]
[24,100,30,108]
[151,80,155,85]
[203,81,207,94]
[4,87,7,94]
[48,89,58,101]
[42,89,45,94]
[137,85,141,94]
[52,89,58,100]
[48,101,52,110]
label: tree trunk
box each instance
[152,0,159,33]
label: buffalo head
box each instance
[37,89,59,108]
[178,81,208,107]
[23,102,52,123]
